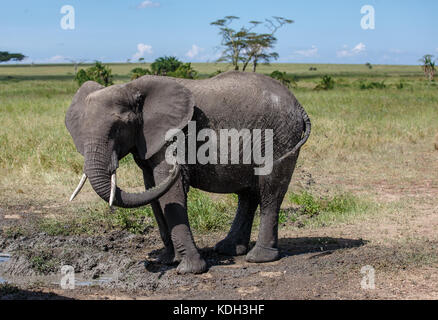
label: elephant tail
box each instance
[274,103,311,164]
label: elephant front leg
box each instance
[214,191,259,256]
[149,200,181,265]
[158,180,207,274]
[140,164,179,265]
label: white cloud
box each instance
[337,42,366,57]
[293,45,318,57]
[137,1,160,9]
[352,42,366,54]
[132,43,153,61]
[185,44,204,58]
[48,55,67,63]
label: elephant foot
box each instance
[214,237,249,256]
[156,246,181,265]
[245,244,280,263]
[176,255,207,274]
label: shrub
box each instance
[315,75,334,90]
[75,62,113,87]
[270,70,297,88]
[130,67,152,80]
[309,66,317,71]
[168,63,198,79]
[365,62,373,69]
[151,56,182,76]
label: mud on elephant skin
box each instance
[65,71,311,274]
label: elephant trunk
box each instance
[83,140,180,208]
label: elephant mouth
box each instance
[69,140,180,208]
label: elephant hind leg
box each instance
[214,190,259,256]
[246,155,298,263]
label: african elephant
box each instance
[65,71,311,274]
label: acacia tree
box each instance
[419,54,436,81]
[241,32,279,72]
[210,16,293,72]
[0,51,26,63]
[210,16,249,70]
[67,58,89,75]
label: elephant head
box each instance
[65,76,195,208]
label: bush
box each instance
[131,67,152,80]
[151,56,182,76]
[75,62,113,87]
[365,62,373,69]
[168,63,198,79]
[315,75,334,90]
[270,70,297,88]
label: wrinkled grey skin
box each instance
[65,71,311,274]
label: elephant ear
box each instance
[127,76,195,160]
[65,81,104,156]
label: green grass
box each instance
[28,249,60,274]
[37,189,235,235]
[1,62,437,235]
[187,189,234,232]
[279,191,373,227]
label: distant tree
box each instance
[248,16,293,72]
[131,67,152,80]
[151,56,182,75]
[75,61,113,87]
[0,51,26,63]
[419,54,436,81]
[138,57,145,63]
[67,58,89,75]
[210,16,292,72]
[241,31,279,72]
[210,16,249,70]
[365,62,373,69]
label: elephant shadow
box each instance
[143,236,366,274]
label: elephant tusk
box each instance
[69,174,87,201]
[109,172,117,207]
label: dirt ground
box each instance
[0,147,437,300]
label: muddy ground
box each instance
[1,188,437,300]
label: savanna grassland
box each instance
[0,63,437,299]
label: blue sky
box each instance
[1,0,437,65]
